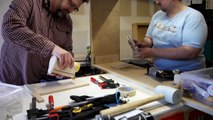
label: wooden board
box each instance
[94,55,119,64]
[120,0,131,16]
[91,0,120,64]
[24,79,89,102]
[132,23,149,41]
[137,0,150,16]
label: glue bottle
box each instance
[47,56,80,78]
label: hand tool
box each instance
[48,95,54,110]
[30,97,37,120]
[90,77,107,88]
[99,76,117,83]
[99,85,182,117]
[72,103,93,113]
[99,76,120,88]
[148,67,181,81]
[91,76,119,89]
[96,110,154,120]
[27,100,84,120]
[48,112,59,120]
[27,97,49,120]
[51,101,90,113]
[99,76,109,81]
[73,106,106,120]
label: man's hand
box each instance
[130,38,152,58]
[137,47,153,58]
[134,37,153,48]
[134,40,152,48]
[52,45,74,69]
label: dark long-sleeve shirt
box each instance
[0,0,73,85]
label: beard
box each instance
[161,7,167,12]
[158,5,167,12]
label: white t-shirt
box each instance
[146,7,208,71]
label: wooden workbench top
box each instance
[94,62,213,116]
[94,62,175,89]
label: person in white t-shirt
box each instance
[133,0,208,71]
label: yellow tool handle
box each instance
[72,103,93,113]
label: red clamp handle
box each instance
[48,95,54,109]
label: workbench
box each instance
[94,62,213,116]
[13,74,188,119]
[11,61,213,120]
[12,65,195,120]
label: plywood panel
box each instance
[132,23,149,41]
[24,79,89,102]
[90,0,120,64]
[137,0,150,16]
[120,0,131,16]
[95,54,119,64]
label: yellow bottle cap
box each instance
[74,62,81,72]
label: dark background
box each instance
[190,0,213,67]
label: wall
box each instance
[70,3,90,60]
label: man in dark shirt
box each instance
[0,0,89,85]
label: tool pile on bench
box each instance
[27,92,125,120]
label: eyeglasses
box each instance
[152,0,157,4]
[69,0,79,12]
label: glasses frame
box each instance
[69,0,79,12]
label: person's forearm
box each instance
[143,37,153,47]
[152,46,201,60]
[1,0,54,57]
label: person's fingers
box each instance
[69,55,74,68]
[58,55,65,69]
[65,54,72,68]
[59,53,75,69]
[52,45,75,69]
[61,54,68,69]
[133,50,140,58]
[133,39,138,43]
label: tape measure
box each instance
[117,86,136,97]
